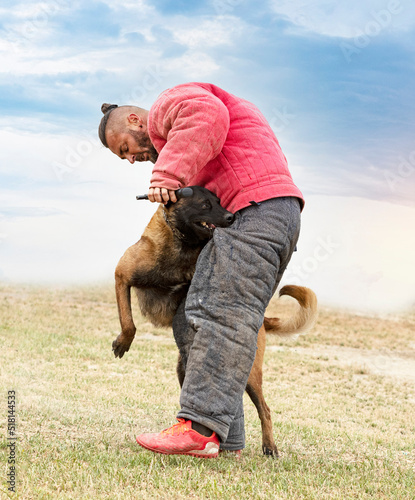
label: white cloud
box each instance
[172,17,246,48]
[0,12,247,85]
[270,0,415,38]
[0,1,74,50]
[0,42,158,77]
[164,52,221,79]
[101,0,156,17]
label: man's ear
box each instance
[127,113,143,127]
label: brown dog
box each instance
[113,186,318,456]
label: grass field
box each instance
[1,283,414,499]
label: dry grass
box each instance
[0,283,414,499]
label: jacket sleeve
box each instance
[149,91,230,189]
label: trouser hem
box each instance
[177,409,229,443]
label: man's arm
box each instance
[147,90,230,203]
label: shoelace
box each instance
[162,419,191,436]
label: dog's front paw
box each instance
[112,333,133,359]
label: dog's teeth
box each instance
[198,221,214,230]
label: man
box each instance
[98,82,304,458]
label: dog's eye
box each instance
[201,202,211,210]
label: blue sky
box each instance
[1,0,414,312]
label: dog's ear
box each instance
[163,187,194,209]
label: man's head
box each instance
[98,103,159,164]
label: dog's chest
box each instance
[157,244,201,284]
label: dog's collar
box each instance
[162,209,186,240]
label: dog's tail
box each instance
[264,285,318,338]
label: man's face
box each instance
[106,127,159,164]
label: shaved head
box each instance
[98,104,148,147]
[98,103,159,164]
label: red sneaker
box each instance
[136,419,220,458]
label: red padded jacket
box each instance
[148,82,304,213]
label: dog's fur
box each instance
[113,186,318,456]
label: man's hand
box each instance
[147,187,178,204]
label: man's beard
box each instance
[128,129,159,164]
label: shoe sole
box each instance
[136,437,219,459]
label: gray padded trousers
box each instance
[172,196,301,450]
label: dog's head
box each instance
[163,186,235,245]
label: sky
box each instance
[0,0,414,313]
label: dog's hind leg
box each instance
[246,324,279,457]
[176,353,186,388]
[173,299,193,389]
